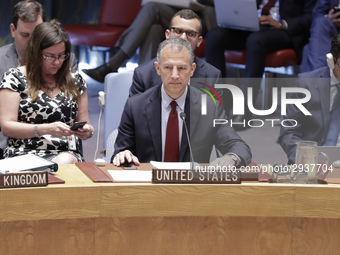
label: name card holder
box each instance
[152,169,241,184]
[0,171,48,188]
[75,162,113,182]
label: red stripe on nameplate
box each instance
[0,171,48,188]
[152,169,241,184]
[48,173,65,184]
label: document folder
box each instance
[0,154,58,174]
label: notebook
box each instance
[214,0,260,31]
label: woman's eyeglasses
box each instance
[42,53,69,63]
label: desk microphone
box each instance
[180,112,195,169]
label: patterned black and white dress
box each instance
[0,68,87,162]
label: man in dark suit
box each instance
[129,9,221,98]
[112,37,251,167]
[205,0,316,127]
[279,34,340,164]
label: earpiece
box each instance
[94,158,106,166]
[98,91,105,108]
[94,91,105,161]
[326,53,334,70]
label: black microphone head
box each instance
[180,112,186,120]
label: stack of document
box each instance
[107,161,201,182]
[108,169,152,182]
[0,154,57,174]
[150,161,201,170]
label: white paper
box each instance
[108,170,152,182]
[0,154,55,174]
[150,161,201,170]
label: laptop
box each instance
[214,0,260,31]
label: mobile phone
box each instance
[121,162,137,170]
[70,121,86,131]
[334,6,340,13]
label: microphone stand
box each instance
[180,112,195,170]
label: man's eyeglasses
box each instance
[42,53,69,63]
[169,27,199,39]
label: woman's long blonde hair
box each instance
[23,19,80,102]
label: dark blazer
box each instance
[279,0,317,59]
[279,66,331,164]
[129,56,222,96]
[113,85,252,165]
[255,0,316,59]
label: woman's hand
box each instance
[40,121,72,138]
[74,90,94,140]
[72,123,94,140]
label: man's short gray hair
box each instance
[157,37,194,64]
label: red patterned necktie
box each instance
[164,101,179,162]
[261,0,277,15]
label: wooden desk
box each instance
[1,164,340,254]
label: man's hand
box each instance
[258,15,281,28]
[112,150,140,167]
[210,154,237,167]
[327,9,340,28]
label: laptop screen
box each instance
[214,0,259,31]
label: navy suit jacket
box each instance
[279,66,331,164]
[113,85,252,165]
[129,56,222,96]
[255,0,317,56]
[254,0,316,59]
[278,0,317,59]
[313,0,339,18]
